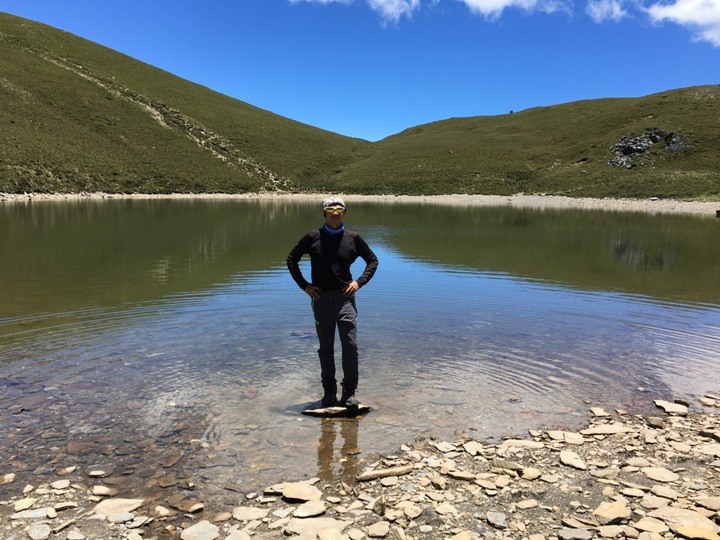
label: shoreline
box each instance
[2,397,719,540]
[1,191,719,216]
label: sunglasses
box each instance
[325,207,345,215]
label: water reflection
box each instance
[1,198,719,497]
[316,418,363,484]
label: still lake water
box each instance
[1,198,720,499]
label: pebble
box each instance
[2,396,720,540]
[180,520,219,540]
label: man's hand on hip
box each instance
[343,281,359,297]
[304,284,321,300]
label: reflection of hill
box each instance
[0,199,320,318]
[350,203,720,306]
[2,200,718,324]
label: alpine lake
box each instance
[1,197,719,506]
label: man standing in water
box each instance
[287,196,379,408]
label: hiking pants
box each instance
[312,291,358,394]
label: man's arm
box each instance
[354,235,379,288]
[287,233,322,299]
[287,234,311,291]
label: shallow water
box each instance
[1,198,719,501]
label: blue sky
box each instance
[1,0,717,141]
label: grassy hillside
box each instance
[1,12,718,198]
[331,87,720,198]
[0,12,368,194]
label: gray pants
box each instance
[312,291,358,395]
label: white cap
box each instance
[322,196,345,209]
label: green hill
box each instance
[0,12,369,194]
[1,12,719,198]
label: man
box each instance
[287,196,379,408]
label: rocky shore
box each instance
[1,192,719,217]
[2,395,719,540]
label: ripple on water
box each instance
[2,265,720,492]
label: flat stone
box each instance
[434,441,456,452]
[635,517,670,533]
[294,500,327,518]
[522,467,542,480]
[592,501,631,525]
[10,508,49,520]
[517,499,538,509]
[559,528,593,540]
[66,531,86,540]
[463,441,484,456]
[597,525,624,538]
[541,474,560,483]
[435,502,458,515]
[493,458,524,471]
[564,432,586,445]
[108,512,135,524]
[27,523,51,540]
[561,451,587,470]
[92,485,119,496]
[674,526,720,540]
[694,444,720,458]
[581,423,632,435]
[225,532,252,540]
[622,488,646,498]
[232,506,269,521]
[50,479,71,490]
[499,439,544,449]
[285,517,351,536]
[171,499,204,513]
[319,529,350,540]
[1,473,16,485]
[648,507,719,535]
[650,485,680,500]
[487,511,508,529]
[13,497,37,511]
[641,495,670,509]
[654,400,688,416]
[282,481,323,501]
[93,498,145,516]
[450,532,479,540]
[697,497,720,512]
[626,457,652,467]
[180,520,220,540]
[367,520,391,537]
[642,467,679,482]
[405,504,423,519]
[447,470,476,481]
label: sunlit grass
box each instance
[1,12,718,198]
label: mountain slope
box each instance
[1,12,718,199]
[332,87,720,198]
[0,12,368,193]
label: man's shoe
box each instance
[321,382,337,407]
[340,392,359,408]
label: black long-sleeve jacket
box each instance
[287,228,379,291]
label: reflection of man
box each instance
[287,196,378,407]
[317,418,361,482]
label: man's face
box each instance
[324,206,345,228]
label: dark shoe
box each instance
[321,384,337,407]
[340,392,359,408]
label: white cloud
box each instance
[369,0,422,21]
[586,0,628,21]
[290,0,720,47]
[459,0,570,18]
[646,0,720,46]
[289,0,420,21]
